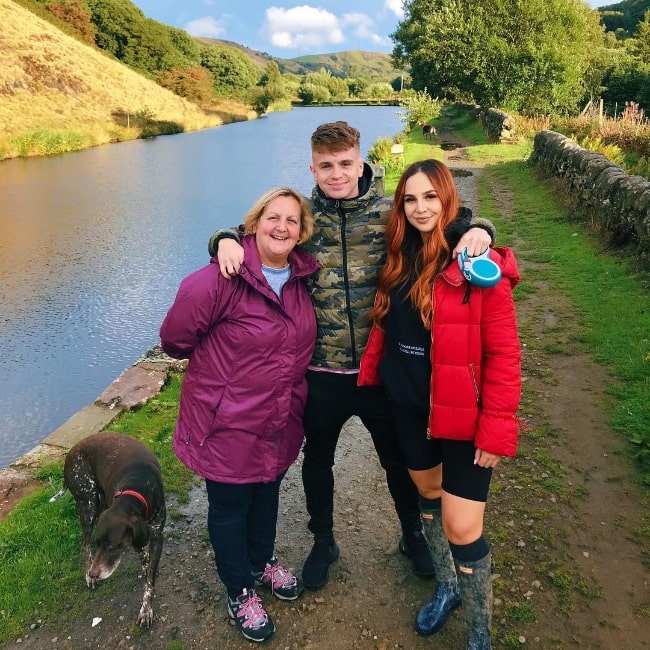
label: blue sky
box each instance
[129,1,614,59]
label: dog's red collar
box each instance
[114,489,149,519]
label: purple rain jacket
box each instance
[160,235,320,484]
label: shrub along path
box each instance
[4,134,649,650]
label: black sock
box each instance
[449,535,490,562]
[419,495,441,513]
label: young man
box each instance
[209,121,494,590]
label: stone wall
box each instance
[482,108,516,142]
[529,130,650,257]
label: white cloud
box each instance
[263,5,349,51]
[384,0,404,19]
[341,12,391,48]
[341,12,374,38]
[184,16,226,38]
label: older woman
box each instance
[160,187,319,643]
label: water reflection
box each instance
[0,105,404,466]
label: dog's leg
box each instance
[65,458,101,587]
[137,529,163,627]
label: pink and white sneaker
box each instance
[227,588,275,642]
[255,557,304,601]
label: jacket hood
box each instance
[444,207,475,249]
[311,162,376,215]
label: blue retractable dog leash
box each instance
[457,248,501,288]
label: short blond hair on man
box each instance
[310,121,361,154]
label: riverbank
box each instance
[0,345,183,522]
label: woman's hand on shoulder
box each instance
[453,228,491,258]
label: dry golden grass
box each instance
[0,0,256,158]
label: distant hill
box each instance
[194,38,403,80]
[598,0,650,34]
[0,0,254,157]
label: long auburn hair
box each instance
[370,159,460,329]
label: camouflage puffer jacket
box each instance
[302,164,392,370]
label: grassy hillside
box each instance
[0,0,255,159]
[194,37,402,79]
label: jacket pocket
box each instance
[203,386,227,444]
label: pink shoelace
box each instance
[262,562,297,592]
[234,591,268,630]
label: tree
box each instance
[298,82,330,104]
[366,82,395,99]
[632,9,650,61]
[302,69,349,102]
[166,26,200,66]
[87,0,196,74]
[398,88,442,129]
[200,45,260,100]
[156,66,214,104]
[347,76,369,97]
[599,1,650,36]
[257,61,288,104]
[391,0,606,114]
[599,10,650,112]
[46,0,96,45]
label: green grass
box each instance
[9,129,90,157]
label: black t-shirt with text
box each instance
[378,280,431,415]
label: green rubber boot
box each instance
[414,508,461,635]
[456,553,493,650]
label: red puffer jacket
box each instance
[160,235,320,483]
[358,246,521,457]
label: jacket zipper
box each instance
[339,203,357,366]
[428,282,436,440]
[469,362,481,405]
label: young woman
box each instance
[358,159,521,650]
[160,187,320,643]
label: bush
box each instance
[397,88,442,129]
[367,137,394,164]
[367,136,405,176]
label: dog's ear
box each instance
[129,516,151,549]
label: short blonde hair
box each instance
[243,186,314,244]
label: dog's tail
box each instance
[49,486,68,503]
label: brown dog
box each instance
[51,431,166,627]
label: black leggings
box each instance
[389,401,492,503]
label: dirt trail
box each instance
[5,135,649,650]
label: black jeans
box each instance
[301,370,420,540]
[205,473,285,600]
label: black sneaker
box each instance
[255,557,304,601]
[227,588,275,642]
[399,530,435,579]
[302,539,340,589]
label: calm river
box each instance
[0,105,403,467]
